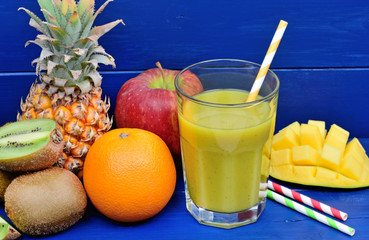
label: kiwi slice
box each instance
[0,214,21,240]
[0,119,63,172]
[4,167,87,236]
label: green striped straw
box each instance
[267,189,355,236]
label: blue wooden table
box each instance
[1,0,369,239]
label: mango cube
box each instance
[331,124,349,138]
[292,145,319,166]
[316,167,338,181]
[270,149,292,166]
[272,128,299,151]
[300,124,323,152]
[308,120,326,141]
[337,174,357,185]
[270,120,369,188]
[319,144,342,171]
[270,165,294,179]
[293,166,317,180]
[344,138,366,161]
[325,124,349,151]
[340,154,362,181]
[280,121,300,137]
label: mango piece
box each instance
[308,120,326,141]
[340,154,362,181]
[270,165,293,181]
[300,124,323,152]
[293,166,317,182]
[292,145,319,166]
[315,167,338,181]
[362,166,369,182]
[270,149,291,166]
[345,138,366,161]
[280,121,300,137]
[272,128,299,151]
[330,124,349,138]
[319,144,342,171]
[336,174,358,186]
[325,124,349,151]
[269,120,369,188]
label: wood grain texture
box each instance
[1,0,369,72]
[2,68,368,136]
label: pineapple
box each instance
[18,0,123,178]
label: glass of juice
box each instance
[175,59,279,228]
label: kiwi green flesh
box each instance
[0,119,56,160]
[0,214,21,240]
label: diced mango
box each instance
[336,174,357,185]
[292,145,319,166]
[270,165,293,180]
[326,124,349,141]
[270,149,291,166]
[319,144,342,171]
[340,154,362,181]
[308,120,326,141]
[315,167,338,181]
[325,124,349,151]
[272,128,299,151]
[300,124,323,152]
[280,121,301,137]
[345,138,366,161]
[362,167,369,182]
[269,120,369,188]
[325,133,347,151]
[293,166,317,181]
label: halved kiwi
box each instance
[0,214,21,240]
[0,119,63,172]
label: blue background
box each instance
[0,0,368,239]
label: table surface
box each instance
[3,138,368,240]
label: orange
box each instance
[83,128,176,222]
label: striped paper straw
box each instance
[268,180,348,221]
[246,20,288,103]
[267,189,355,236]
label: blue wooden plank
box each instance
[1,68,369,137]
[1,0,369,72]
[2,138,368,239]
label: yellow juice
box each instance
[179,89,274,213]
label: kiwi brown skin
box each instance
[0,126,64,173]
[0,170,18,202]
[4,167,87,236]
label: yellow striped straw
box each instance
[246,20,288,103]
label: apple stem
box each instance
[156,61,167,89]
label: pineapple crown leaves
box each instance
[19,0,124,94]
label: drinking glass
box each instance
[175,59,279,228]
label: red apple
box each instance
[114,63,203,158]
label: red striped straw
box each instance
[268,180,348,221]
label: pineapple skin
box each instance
[19,83,112,178]
[18,0,123,177]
